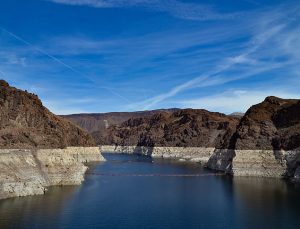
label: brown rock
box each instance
[0,80,95,149]
[0,80,9,87]
[93,109,239,148]
[231,96,300,150]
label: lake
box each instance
[0,153,300,229]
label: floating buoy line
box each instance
[86,172,226,177]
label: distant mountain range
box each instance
[61,108,180,133]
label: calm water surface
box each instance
[1,153,300,229]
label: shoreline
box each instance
[0,147,105,200]
[100,145,300,181]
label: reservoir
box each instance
[0,153,300,229]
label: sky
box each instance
[1,0,300,115]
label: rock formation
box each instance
[0,80,95,149]
[230,96,300,151]
[0,80,104,199]
[207,96,300,180]
[93,109,240,148]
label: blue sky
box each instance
[1,0,300,114]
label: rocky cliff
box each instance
[94,109,240,148]
[0,80,95,149]
[0,80,104,199]
[207,96,300,180]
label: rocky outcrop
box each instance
[0,80,95,149]
[231,96,300,150]
[0,147,104,200]
[96,109,239,148]
[207,96,300,180]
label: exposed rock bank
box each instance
[0,147,104,200]
[207,149,288,177]
[101,145,215,164]
[0,80,105,199]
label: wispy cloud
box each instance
[176,89,300,114]
[128,21,287,110]
[43,97,99,114]
[2,1,300,113]
[0,27,132,103]
[48,0,239,21]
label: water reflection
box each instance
[0,154,300,229]
[232,177,300,229]
[0,186,78,229]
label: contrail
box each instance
[0,69,7,78]
[0,27,131,103]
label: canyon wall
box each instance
[0,80,106,200]
[0,147,104,200]
[98,96,300,181]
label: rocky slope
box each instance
[94,109,240,148]
[0,80,104,200]
[0,80,95,149]
[230,96,300,150]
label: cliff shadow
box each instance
[133,145,154,156]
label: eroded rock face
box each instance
[0,80,96,149]
[206,149,235,173]
[231,96,300,150]
[0,147,104,200]
[96,109,240,148]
